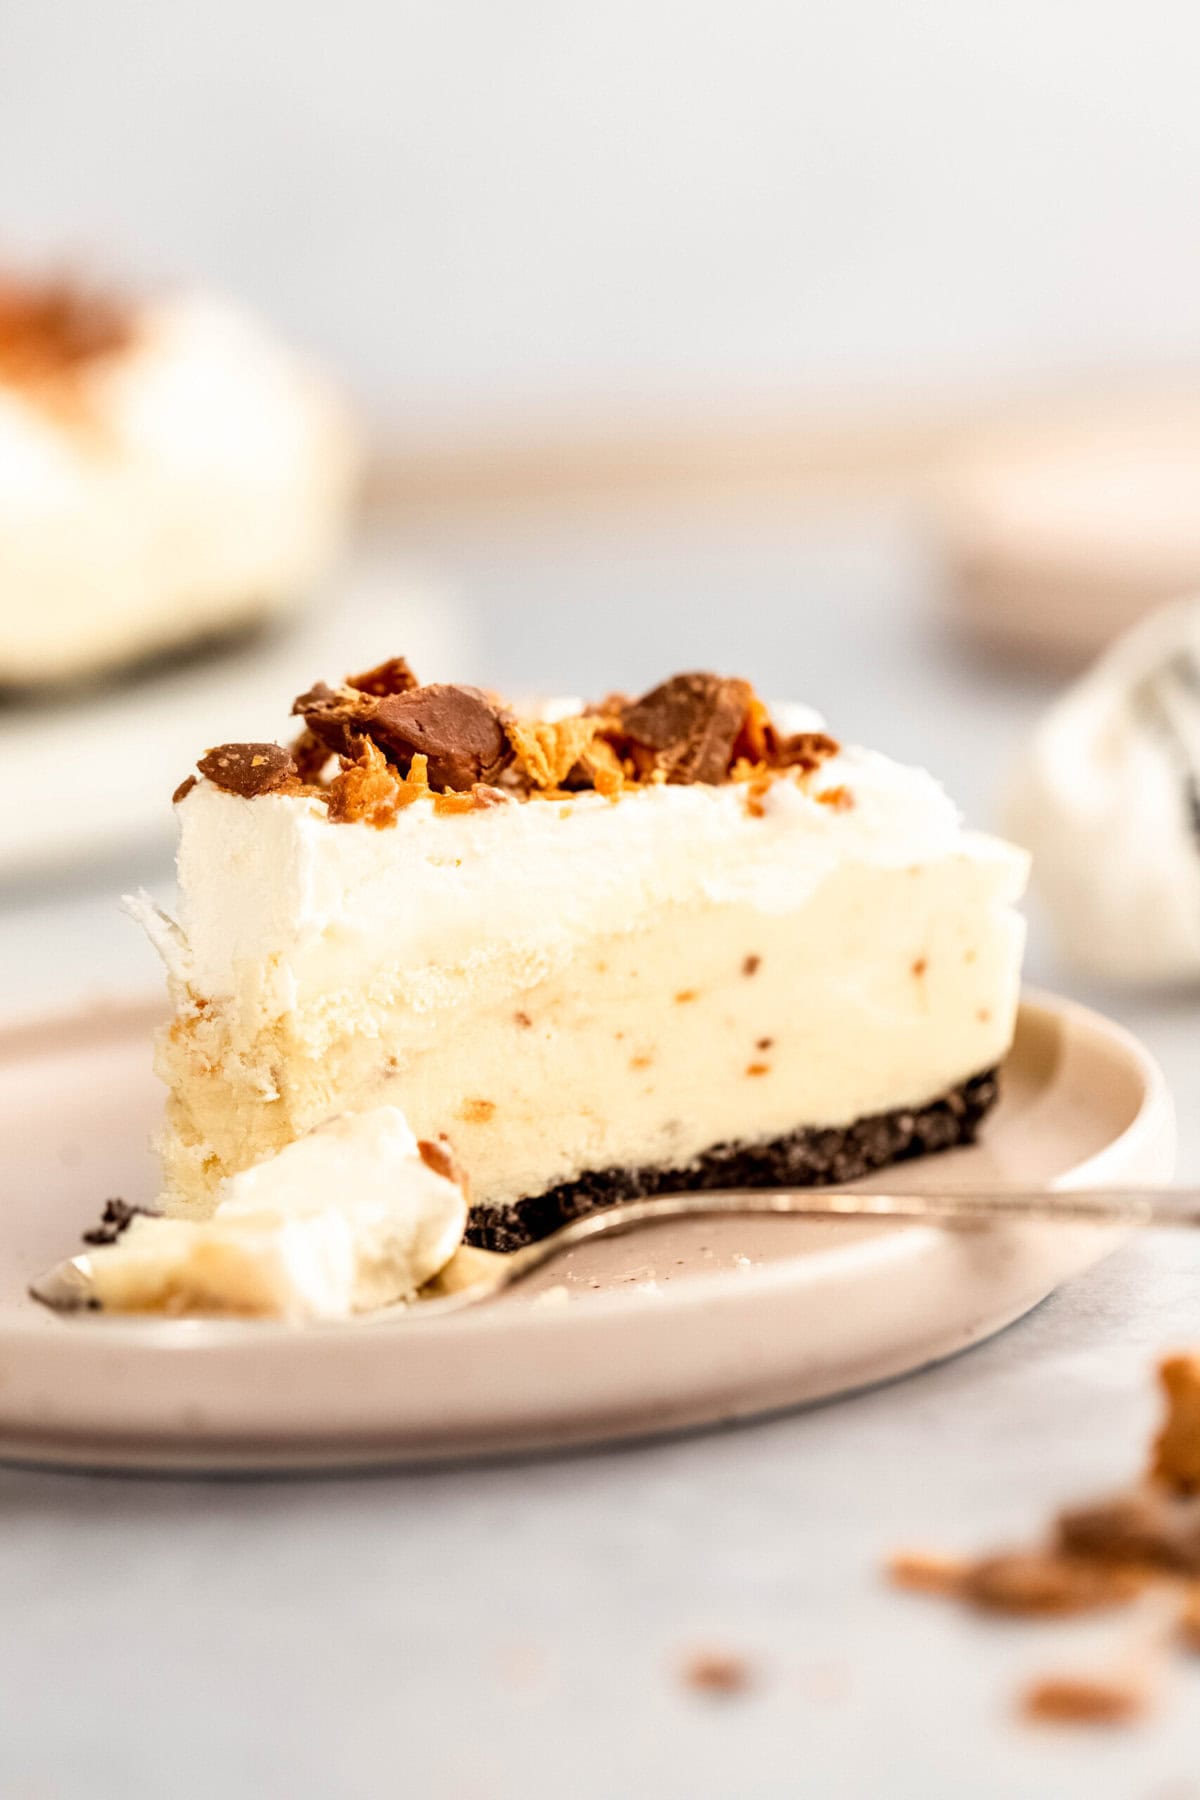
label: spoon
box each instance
[27,1184,1200,1322]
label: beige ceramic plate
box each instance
[0,990,1173,1473]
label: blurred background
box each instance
[4,0,1200,1084]
[6,0,1200,439]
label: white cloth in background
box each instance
[1010,596,1200,986]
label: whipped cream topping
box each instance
[1009,595,1200,984]
[0,290,359,683]
[86,1107,466,1320]
[137,739,981,1017]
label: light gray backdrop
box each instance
[3,1,1199,429]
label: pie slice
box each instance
[132,663,1028,1250]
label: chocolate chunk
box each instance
[292,682,380,759]
[82,1197,159,1246]
[198,742,296,797]
[346,656,419,698]
[618,672,753,784]
[172,773,197,805]
[371,684,511,790]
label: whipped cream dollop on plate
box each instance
[1009,596,1200,985]
[85,1107,468,1323]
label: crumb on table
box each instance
[680,1649,755,1696]
[1021,1673,1149,1727]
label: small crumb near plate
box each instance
[1179,1587,1200,1652]
[886,1549,970,1596]
[1021,1672,1150,1726]
[960,1551,1143,1617]
[680,1649,755,1696]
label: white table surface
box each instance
[2,506,1198,1800]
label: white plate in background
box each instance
[0,545,464,880]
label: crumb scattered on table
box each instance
[886,1549,970,1596]
[886,1349,1200,1727]
[1021,1673,1149,1727]
[680,1649,755,1696]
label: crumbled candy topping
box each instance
[182,661,841,822]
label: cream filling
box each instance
[0,293,359,683]
[156,851,1025,1216]
[87,1107,466,1320]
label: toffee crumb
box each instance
[417,1136,465,1189]
[1180,1587,1200,1652]
[680,1650,754,1696]
[887,1550,970,1596]
[1021,1674,1148,1727]
[1154,1355,1200,1492]
[960,1552,1142,1617]
[346,656,417,698]
[0,277,132,388]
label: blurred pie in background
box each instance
[0,271,361,688]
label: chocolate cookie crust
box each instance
[465,1068,1000,1252]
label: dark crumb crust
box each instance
[466,1068,1000,1252]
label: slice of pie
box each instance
[0,273,358,687]
[132,662,1028,1251]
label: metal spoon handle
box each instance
[419,1184,1197,1314]
[31,1185,1197,1319]
[503,1184,1200,1271]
